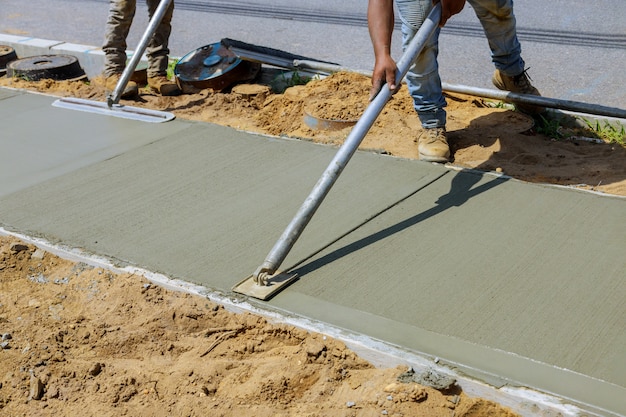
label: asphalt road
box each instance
[2,0,625,108]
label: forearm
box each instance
[368,0,395,60]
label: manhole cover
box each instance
[174,42,260,91]
[0,45,18,75]
[6,54,86,81]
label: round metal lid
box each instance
[174,42,242,84]
[0,45,19,74]
[6,54,86,81]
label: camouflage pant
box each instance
[102,0,174,78]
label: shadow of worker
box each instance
[446,103,536,169]
[292,168,509,277]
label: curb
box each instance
[0,33,146,80]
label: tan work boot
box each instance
[105,74,138,99]
[148,75,181,96]
[417,127,450,163]
[492,69,544,114]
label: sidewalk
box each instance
[1,87,624,417]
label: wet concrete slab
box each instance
[1,88,625,416]
[0,90,191,197]
[275,171,626,413]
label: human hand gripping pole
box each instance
[233,3,442,300]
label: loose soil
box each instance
[0,69,623,416]
[1,236,520,416]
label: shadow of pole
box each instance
[292,169,509,277]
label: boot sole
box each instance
[419,153,449,163]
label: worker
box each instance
[102,0,181,98]
[368,0,542,162]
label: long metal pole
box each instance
[441,82,626,120]
[252,4,442,285]
[294,65,626,120]
[107,0,173,107]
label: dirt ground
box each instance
[0,68,623,416]
[1,236,521,416]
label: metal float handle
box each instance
[252,4,442,285]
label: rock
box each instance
[9,242,29,253]
[305,339,326,358]
[397,368,456,391]
[1,333,11,341]
[31,248,46,259]
[29,375,44,400]
[88,362,102,377]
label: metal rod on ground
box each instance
[294,62,626,120]
[107,0,173,107]
[250,4,443,285]
[442,82,626,120]
[292,59,373,78]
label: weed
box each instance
[483,99,514,110]
[166,58,178,80]
[535,115,564,139]
[11,73,34,82]
[282,70,311,88]
[271,70,313,93]
[582,118,625,146]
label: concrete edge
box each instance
[2,227,621,417]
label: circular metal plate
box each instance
[6,54,86,81]
[303,107,358,131]
[174,42,260,91]
[0,45,18,75]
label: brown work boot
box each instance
[105,74,138,99]
[148,75,181,96]
[417,127,450,163]
[492,69,544,114]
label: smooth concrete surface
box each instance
[0,88,625,416]
[0,90,191,197]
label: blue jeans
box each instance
[103,0,174,78]
[396,0,524,128]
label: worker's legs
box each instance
[396,0,447,129]
[396,0,449,162]
[466,0,524,76]
[103,0,136,77]
[468,0,543,113]
[145,0,174,78]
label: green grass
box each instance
[582,118,626,146]
[270,70,314,93]
[533,114,626,147]
[535,115,564,139]
[483,99,515,110]
[166,58,178,80]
